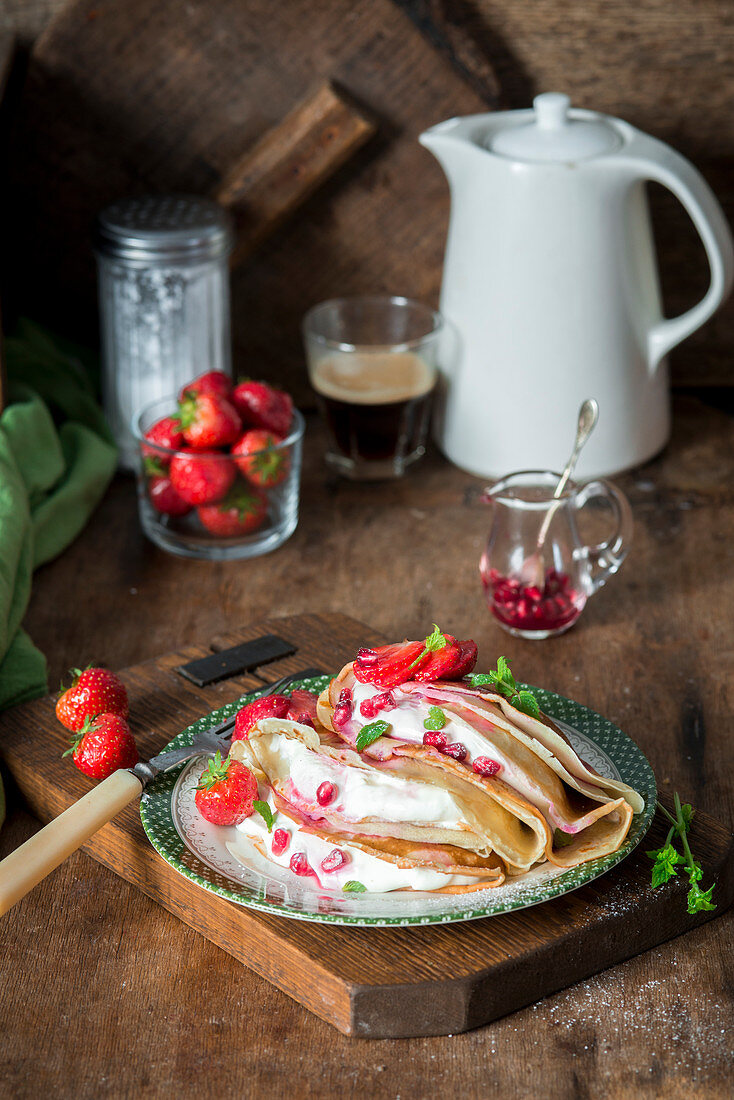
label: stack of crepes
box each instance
[228,651,643,895]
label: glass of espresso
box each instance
[302,296,443,480]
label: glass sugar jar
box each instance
[94,195,234,468]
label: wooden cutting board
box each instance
[0,612,731,1038]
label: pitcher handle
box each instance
[615,134,734,373]
[573,479,633,595]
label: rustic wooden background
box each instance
[1,0,733,399]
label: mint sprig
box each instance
[355,720,391,752]
[475,657,540,718]
[253,800,275,832]
[406,623,448,672]
[647,793,716,914]
[424,706,447,731]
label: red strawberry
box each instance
[178,391,241,450]
[147,472,192,517]
[194,750,258,825]
[232,381,293,436]
[286,689,319,726]
[232,694,291,741]
[56,667,129,731]
[413,635,478,682]
[232,429,289,488]
[352,639,430,689]
[63,713,138,779]
[178,370,232,402]
[142,416,184,465]
[197,481,267,537]
[169,449,235,506]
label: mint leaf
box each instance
[496,656,513,686]
[343,880,367,893]
[680,803,694,832]
[687,883,716,914]
[516,690,540,718]
[648,844,682,888]
[253,800,275,832]
[553,828,574,848]
[424,624,448,652]
[355,720,391,752]
[469,674,493,686]
[685,860,703,885]
[424,706,447,731]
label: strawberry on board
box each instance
[178,370,232,402]
[142,416,184,465]
[63,713,138,779]
[177,391,241,450]
[232,429,289,488]
[169,449,235,506]
[231,380,293,436]
[145,463,192,517]
[56,667,129,731]
[194,750,259,825]
[232,693,291,741]
[197,481,267,537]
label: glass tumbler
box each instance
[479,470,633,639]
[302,296,443,479]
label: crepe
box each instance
[317,664,640,870]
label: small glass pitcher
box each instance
[479,470,632,639]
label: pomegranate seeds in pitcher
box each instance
[483,567,584,633]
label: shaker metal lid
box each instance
[489,93,620,163]
[93,194,234,263]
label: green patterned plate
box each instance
[140,676,656,927]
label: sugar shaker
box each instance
[94,195,234,467]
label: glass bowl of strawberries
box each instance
[132,371,304,560]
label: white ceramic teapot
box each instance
[420,93,734,478]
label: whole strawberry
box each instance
[197,481,267,537]
[56,667,129,732]
[63,713,138,779]
[178,391,241,450]
[147,471,192,517]
[194,750,258,825]
[232,381,293,436]
[232,694,291,742]
[169,449,235,506]
[142,416,184,465]
[232,429,289,488]
[178,370,232,402]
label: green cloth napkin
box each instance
[0,320,117,828]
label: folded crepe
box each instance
[317,664,641,870]
[229,717,513,892]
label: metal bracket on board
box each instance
[177,634,297,687]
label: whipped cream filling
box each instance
[266,729,469,829]
[230,790,480,893]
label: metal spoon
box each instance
[519,398,599,588]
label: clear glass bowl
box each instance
[132,395,304,561]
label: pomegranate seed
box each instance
[295,712,315,727]
[441,741,468,762]
[423,730,448,750]
[321,848,348,873]
[289,852,311,876]
[316,781,337,806]
[473,757,501,777]
[333,687,354,728]
[272,828,290,856]
[360,690,396,719]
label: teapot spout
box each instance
[419,116,491,179]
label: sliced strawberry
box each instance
[232,694,291,741]
[352,640,430,689]
[412,633,461,682]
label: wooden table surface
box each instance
[1,399,732,1098]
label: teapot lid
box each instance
[489,93,620,162]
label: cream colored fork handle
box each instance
[0,769,143,917]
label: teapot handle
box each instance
[573,479,633,596]
[619,135,734,373]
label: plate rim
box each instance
[140,677,657,927]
